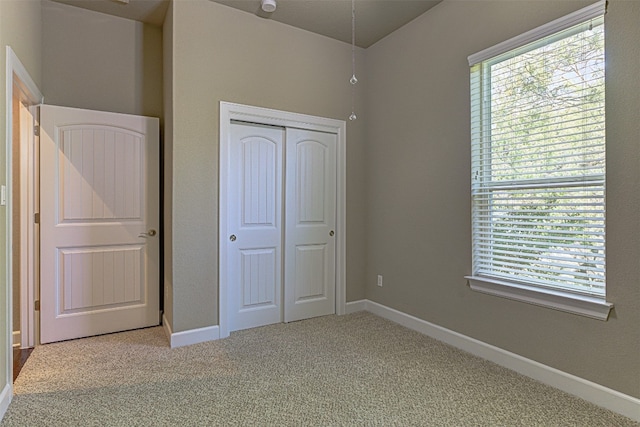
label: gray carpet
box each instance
[1,312,637,426]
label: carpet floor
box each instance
[1,312,637,426]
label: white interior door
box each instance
[228,122,284,331]
[284,128,336,322]
[39,105,159,344]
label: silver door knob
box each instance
[230,234,237,242]
[329,230,335,236]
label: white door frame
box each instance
[3,46,43,415]
[219,102,347,339]
[16,100,38,350]
[8,50,43,351]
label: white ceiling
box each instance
[50,0,443,48]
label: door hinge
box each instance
[34,300,40,311]
[34,125,40,137]
[34,213,40,224]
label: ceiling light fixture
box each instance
[261,0,276,13]
[349,0,357,121]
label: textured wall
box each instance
[0,0,42,409]
[41,0,162,119]
[162,1,174,327]
[166,0,367,332]
[364,0,640,398]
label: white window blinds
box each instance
[469,8,606,298]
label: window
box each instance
[466,1,612,319]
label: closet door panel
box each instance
[284,129,337,322]
[228,123,284,331]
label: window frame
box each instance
[465,0,613,320]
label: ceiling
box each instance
[51,0,171,27]
[51,0,443,48]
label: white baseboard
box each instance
[12,331,20,348]
[360,299,640,422]
[0,382,12,422]
[345,299,366,314]
[162,314,220,348]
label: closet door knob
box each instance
[329,230,335,236]
[139,229,157,238]
[229,234,237,242]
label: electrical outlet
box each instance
[377,275,383,287]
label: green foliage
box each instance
[489,25,605,181]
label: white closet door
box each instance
[284,128,337,322]
[40,105,160,343]
[228,123,284,331]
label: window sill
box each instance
[465,276,613,321]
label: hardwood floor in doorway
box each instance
[13,347,33,381]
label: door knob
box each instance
[230,234,237,242]
[329,230,335,236]
[138,229,157,238]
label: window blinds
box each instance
[469,14,606,298]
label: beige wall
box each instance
[0,0,42,403]
[41,0,163,119]
[166,0,367,332]
[162,0,174,327]
[365,0,640,398]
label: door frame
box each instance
[219,102,347,339]
[3,46,43,413]
[8,51,43,352]
[16,100,38,350]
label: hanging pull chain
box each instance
[349,0,357,121]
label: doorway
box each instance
[11,84,38,379]
[219,102,347,339]
[11,103,160,347]
[6,48,44,391]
